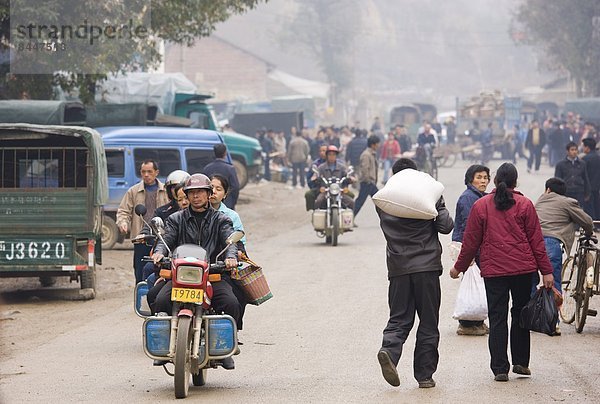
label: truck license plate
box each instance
[171,287,203,303]
[0,238,72,264]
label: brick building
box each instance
[164,36,273,102]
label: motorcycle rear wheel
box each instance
[174,316,192,398]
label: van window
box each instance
[185,149,215,174]
[134,149,181,177]
[105,150,124,177]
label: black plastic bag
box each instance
[519,288,558,336]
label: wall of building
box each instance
[164,37,269,102]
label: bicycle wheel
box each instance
[560,256,577,324]
[575,251,595,333]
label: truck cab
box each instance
[173,93,262,187]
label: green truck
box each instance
[172,93,262,187]
[0,123,107,298]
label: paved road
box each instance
[2,158,600,403]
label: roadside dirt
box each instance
[0,180,308,361]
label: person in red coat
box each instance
[449,162,554,382]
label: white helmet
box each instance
[165,170,190,200]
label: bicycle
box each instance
[560,225,600,333]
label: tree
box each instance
[0,0,266,103]
[280,0,362,94]
[513,0,600,97]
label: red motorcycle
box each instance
[133,204,244,399]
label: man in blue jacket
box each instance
[202,144,240,210]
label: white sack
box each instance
[452,265,488,321]
[372,169,444,219]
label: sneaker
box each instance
[494,373,509,382]
[553,325,561,336]
[377,349,400,387]
[295,185,303,189]
[418,378,436,388]
[512,365,531,376]
[153,359,168,366]
[457,324,486,336]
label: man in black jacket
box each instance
[150,173,240,369]
[376,158,454,389]
[582,138,600,223]
[554,141,590,208]
[202,144,240,210]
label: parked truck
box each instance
[0,123,107,298]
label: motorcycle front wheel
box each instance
[174,316,192,398]
[330,207,339,246]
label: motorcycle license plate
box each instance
[171,287,204,303]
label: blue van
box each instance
[97,126,230,249]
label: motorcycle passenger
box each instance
[304,144,328,211]
[314,145,355,210]
[149,173,241,369]
[209,174,249,331]
[138,170,190,285]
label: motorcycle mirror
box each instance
[151,216,164,231]
[134,204,147,217]
[215,230,245,262]
[225,230,245,245]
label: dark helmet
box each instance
[183,173,213,195]
[326,145,339,154]
[165,170,190,200]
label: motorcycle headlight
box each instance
[329,183,341,195]
[176,265,203,285]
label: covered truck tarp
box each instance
[96,72,197,115]
[0,100,86,125]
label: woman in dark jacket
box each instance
[450,163,553,382]
[452,164,490,336]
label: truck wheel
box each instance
[232,159,248,189]
[101,215,119,250]
[80,266,96,290]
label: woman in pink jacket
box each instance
[450,162,553,382]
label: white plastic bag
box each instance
[373,169,444,220]
[452,264,488,321]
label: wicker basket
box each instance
[231,256,272,306]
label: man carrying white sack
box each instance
[375,158,454,389]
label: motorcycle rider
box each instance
[149,173,241,370]
[314,145,355,210]
[304,144,328,211]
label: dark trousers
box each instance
[381,271,441,382]
[585,190,600,221]
[484,273,532,375]
[291,162,306,187]
[353,181,379,217]
[133,243,152,284]
[527,145,543,171]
